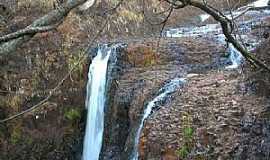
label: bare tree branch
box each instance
[104,0,124,15]
[0,0,95,55]
[78,0,96,11]
[159,6,174,36]
[0,22,61,43]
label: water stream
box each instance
[163,0,270,69]
[131,78,186,160]
[82,45,114,160]
[251,0,269,7]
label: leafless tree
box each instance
[0,0,95,55]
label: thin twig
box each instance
[143,5,173,26]
[226,0,247,50]
[104,0,124,15]
[159,6,174,37]
[155,6,174,57]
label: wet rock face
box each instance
[99,36,227,159]
[235,111,270,160]
[248,38,270,97]
[133,36,270,160]
[133,7,270,160]
[100,44,131,160]
[139,70,270,160]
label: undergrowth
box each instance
[176,112,195,159]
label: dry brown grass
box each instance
[17,0,56,11]
[126,45,158,67]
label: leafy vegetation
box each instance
[67,50,86,80]
[64,108,81,121]
[176,112,195,159]
[10,123,22,144]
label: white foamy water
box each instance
[164,24,221,38]
[163,0,270,69]
[132,78,186,160]
[216,35,243,69]
[199,14,210,22]
[82,45,114,160]
[251,0,269,7]
[164,23,244,68]
[226,44,243,69]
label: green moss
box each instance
[221,52,230,58]
[64,108,81,121]
[25,135,33,145]
[176,146,189,159]
[183,127,194,140]
[10,126,21,144]
[176,112,195,159]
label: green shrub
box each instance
[183,126,194,140]
[10,126,21,144]
[64,108,81,121]
[176,112,195,159]
[176,146,189,159]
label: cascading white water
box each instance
[82,45,112,160]
[198,0,269,23]
[226,44,243,69]
[251,0,269,7]
[216,35,243,69]
[164,0,270,70]
[132,78,186,160]
[199,14,210,22]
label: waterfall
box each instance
[199,14,210,22]
[131,78,186,160]
[225,44,243,69]
[216,35,243,69]
[82,45,112,160]
[251,0,269,7]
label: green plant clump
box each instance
[176,112,195,159]
[64,108,81,121]
[10,127,21,144]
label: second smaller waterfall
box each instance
[225,44,243,69]
[131,78,186,160]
